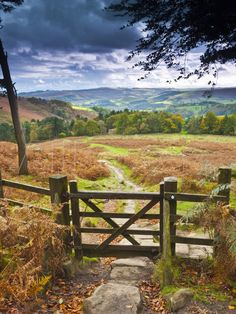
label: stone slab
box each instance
[111,257,152,268]
[83,283,142,314]
[110,264,153,282]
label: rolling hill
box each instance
[0,96,96,123]
[20,87,236,117]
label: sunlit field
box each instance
[1,133,235,207]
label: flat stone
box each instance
[109,280,138,286]
[110,265,152,282]
[83,283,142,314]
[169,288,194,312]
[112,257,152,268]
[176,244,190,257]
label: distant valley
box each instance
[20,87,236,117]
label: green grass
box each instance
[120,133,236,143]
[111,160,133,179]
[0,109,12,123]
[77,173,120,191]
[177,202,196,215]
[72,105,94,112]
[82,256,98,264]
[116,200,127,213]
[193,284,230,303]
[89,143,129,156]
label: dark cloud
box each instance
[0,0,234,92]
[0,0,139,53]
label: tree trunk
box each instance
[0,39,28,175]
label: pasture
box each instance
[0,133,235,210]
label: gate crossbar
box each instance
[81,198,139,245]
[98,198,160,250]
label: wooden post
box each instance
[49,175,69,223]
[159,181,164,253]
[69,180,83,261]
[164,177,177,256]
[49,175,71,253]
[0,170,4,198]
[218,167,231,204]
[161,176,177,286]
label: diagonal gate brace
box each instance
[98,198,159,250]
[81,198,139,246]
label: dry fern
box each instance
[0,200,67,304]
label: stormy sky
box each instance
[0,0,235,92]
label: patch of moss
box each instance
[154,258,180,288]
[82,256,98,264]
[160,285,179,296]
[193,284,230,303]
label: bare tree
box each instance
[0,1,27,174]
[0,39,28,174]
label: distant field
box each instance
[1,134,235,208]
[72,105,94,112]
[86,134,236,182]
[86,133,236,208]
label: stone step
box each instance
[83,283,142,314]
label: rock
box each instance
[62,258,81,278]
[110,263,153,283]
[110,257,154,283]
[111,257,153,269]
[169,288,194,312]
[83,283,142,314]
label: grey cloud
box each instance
[0,0,139,53]
[105,54,119,63]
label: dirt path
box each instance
[99,159,156,246]
[99,159,141,215]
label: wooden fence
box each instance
[0,167,232,260]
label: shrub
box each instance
[183,200,236,280]
[0,200,66,304]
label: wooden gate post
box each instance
[0,170,4,198]
[49,175,71,253]
[69,180,83,261]
[218,167,231,204]
[164,177,177,256]
[159,181,164,253]
[49,175,69,224]
[160,176,178,287]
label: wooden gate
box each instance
[69,180,164,259]
[66,167,231,260]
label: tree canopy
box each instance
[0,0,23,15]
[108,0,236,81]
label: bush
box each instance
[183,200,236,280]
[0,200,66,304]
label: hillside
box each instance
[20,87,236,117]
[0,96,96,123]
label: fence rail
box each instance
[71,191,162,200]
[164,192,227,202]
[2,198,52,215]
[2,179,51,195]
